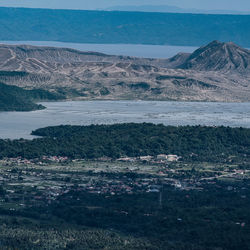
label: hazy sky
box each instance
[0,0,250,11]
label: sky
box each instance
[0,0,250,12]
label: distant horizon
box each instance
[0,5,249,15]
[0,0,250,13]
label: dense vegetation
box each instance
[0,7,250,47]
[0,81,64,111]
[40,181,250,250]
[0,123,249,249]
[1,178,250,249]
[0,123,249,161]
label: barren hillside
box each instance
[0,41,249,102]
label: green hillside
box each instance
[0,7,249,47]
[0,81,63,111]
[0,123,249,162]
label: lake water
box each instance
[0,101,250,139]
[0,41,197,58]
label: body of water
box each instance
[0,101,249,139]
[0,41,197,58]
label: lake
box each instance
[0,41,197,58]
[0,101,249,139]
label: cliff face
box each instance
[0,42,249,102]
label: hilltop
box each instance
[177,41,250,73]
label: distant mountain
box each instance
[105,5,250,15]
[177,41,250,73]
[106,5,185,13]
[0,42,249,103]
[0,7,250,47]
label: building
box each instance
[156,154,168,160]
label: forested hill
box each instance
[0,7,250,47]
[0,81,63,111]
[0,123,249,162]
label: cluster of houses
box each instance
[81,178,163,195]
[1,154,179,167]
[1,157,33,166]
[1,156,69,166]
[41,156,69,163]
[0,174,164,207]
[0,162,248,211]
[117,154,180,163]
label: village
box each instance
[0,153,180,166]
[0,156,249,212]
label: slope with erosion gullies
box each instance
[0,44,169,71]
[0,42,249,102]
[175,40,250,73]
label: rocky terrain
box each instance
[179,40,250,73]
[0,40,249,102]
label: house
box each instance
[139,156,153,162]
[167,155,179,162]
[117,157,136,162]
[147,188,160,193]
[157,154,168,160]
